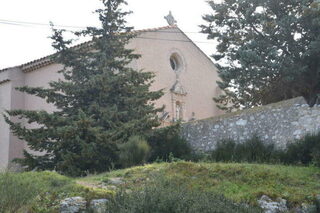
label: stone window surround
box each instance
[167,48,187,75]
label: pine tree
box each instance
[201,0,320,111]
[4,0,163,176]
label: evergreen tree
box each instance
[4,0,163,176]
[201,0,320,111]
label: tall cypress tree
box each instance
[5,0,163,176]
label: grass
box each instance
[81,161,320,208]
[1,162,319,212]
[0,171,114,213]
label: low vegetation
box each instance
[105,176,262,213]
[209,132,320,167]
[209,135,280,163]
[82,162,320,207]
[147,124,192,162]
[1,124,320,212]
[1,161,319,212]
[283,132,320,167]
[0,171,113,213]
[118,136,151,168]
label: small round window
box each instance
[170,53,182,71]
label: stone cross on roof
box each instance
[164,11,177,26]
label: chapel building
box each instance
[0,24,223,168]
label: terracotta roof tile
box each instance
[0,25,177,73]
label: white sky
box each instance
[0,0,216,69]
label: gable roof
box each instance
[0,25,215,73]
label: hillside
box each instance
[80,161,320,205]
[1,162,320,212]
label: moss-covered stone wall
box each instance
[181,97,320,151]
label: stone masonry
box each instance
[181,97,320,152]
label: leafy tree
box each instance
[4,0,163,176]
[201,0,320,111]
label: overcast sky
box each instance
[0,0,216,69]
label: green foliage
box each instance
[2,162,319,212]
[61,161,320,206]
[209,133,320,167]
[201,0,320,111]
[282,132,320,166]
[210,135,280,163]
[105,176,262,213]
[4,0,163,176]
[118,136,151,168]
[0,171,114,213]
[28,192,62,213]
[0,171,78,212]
[312,148,320,167]
[210,139,237,162]
[147,124,192,162]
[0,171,38,213]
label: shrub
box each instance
[235,135,280,163]
[105,177,262,213]
[282,132,320,166]
[118,136,151,168]
[210,135,280,163]
[147,124,192,162]
[210,139,237,162]
[312,147,320,167]
[209,132,320,167]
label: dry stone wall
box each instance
[181,97,320,152]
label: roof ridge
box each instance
[0,25,178,73]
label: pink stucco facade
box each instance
[0,26,223,168]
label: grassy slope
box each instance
[80,162,320,206]
[0,171,114,212]
[1,162,319,211]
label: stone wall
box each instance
[181,97,320,152]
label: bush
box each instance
[105,177,262,213]
[209,132,320,167]
[147,124,192,162]
[210,135,280,163]
[312,148,320,167]
[210,139,237,162]
[118,136,151,168]
[282,132,320,166]
[236,135,280,163]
